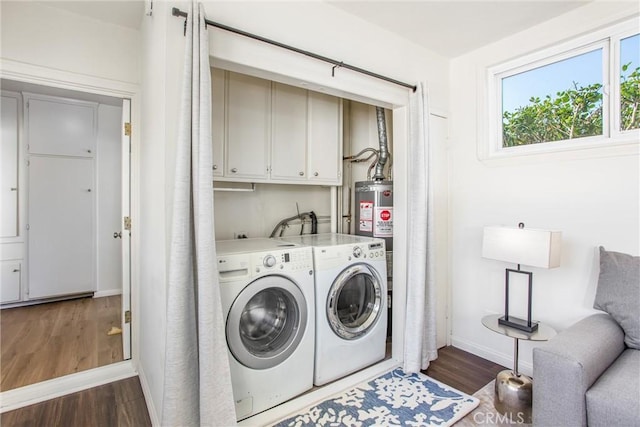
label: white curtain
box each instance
[403,82,438,373]
[162,3,237,426]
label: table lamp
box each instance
[482,223,561,333]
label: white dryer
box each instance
[216,238,315,420]
[277,233,387,386]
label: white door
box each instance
[28,156,95,299]
[120,99,132,359]
[1,93,19,238]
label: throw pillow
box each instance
[594,246,640,349]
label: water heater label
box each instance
[374,207,393,237]
[359,201,374,232]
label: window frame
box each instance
[486,18,639,159]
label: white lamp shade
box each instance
[482,226,562,268]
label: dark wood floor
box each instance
[0,376,151,427]
[1,296,124,391]
[0,346,502,426]
[425,345,505,395]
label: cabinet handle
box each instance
[231,168,238,173]
[87,149,92,154]
[13,269,20,273]
[87,189,92,192]
[10,187,18,191]
[212,165,218,170]
[314,172,319,177]
[114,232,122,239]
[299,171,304,176]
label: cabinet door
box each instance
[271,83,308,181]
[211,68,225,177]
[226,73,270,180]
[28,156,95,299]
[308,92,342,185]
[1,94,19,237]
[26,95,97,158]
[0,261,21,303]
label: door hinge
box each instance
[124,216,131,231]
[124,310,131,324]
[124,122,132,137]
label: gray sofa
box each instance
[533,247,639,427]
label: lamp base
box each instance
[498,316,538,333]
[494,369,533,424]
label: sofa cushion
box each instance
[585,349,640,427]
[594,247,640,349]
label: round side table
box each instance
[481,314,556,424]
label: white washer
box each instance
[277,233,387,386]
[216,238,315,420]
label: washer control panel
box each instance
[263,254,277,268]
[217,247,313,281]
[255,248,313,274]
[352,246,362,258]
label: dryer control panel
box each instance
[314,242,386,267]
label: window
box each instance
[620,33,640,132]
[488,19,639,156]
[502,48,604,147]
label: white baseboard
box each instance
[93,289,122,298]
[450,335,533,377]
[137,364,160,426]
[0,360,136,413]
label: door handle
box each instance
[113,232,122,239]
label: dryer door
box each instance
[226,275,308,370]
[327,263,384,340]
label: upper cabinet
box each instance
[24,93,97,158]
[226,72,271,181]
[307,91,342,184]
[212,69,343,186]
[211,68,225,177]
[271,82,308,181]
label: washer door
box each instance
[226,275,307,370]
[327,263,383,340]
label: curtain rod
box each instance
[172,7,417,92]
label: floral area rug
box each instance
[273,368,479,426]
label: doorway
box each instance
[0,79,132,391]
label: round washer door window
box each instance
[327,263,383,340]
[226,275,307,370]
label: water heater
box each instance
[354,180,393,252]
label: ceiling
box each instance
[327,1,591,58]
[41,1,593,57]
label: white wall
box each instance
[0,1,139,84]
[214,184,333,240]
[138,2,172,422]
[448,2,640,374]
[138,1,448,423]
